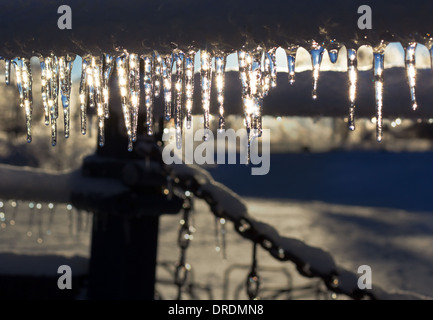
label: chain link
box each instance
[174,192,194,299]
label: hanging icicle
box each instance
[327,40,341,64]
[310,41,325,100]
[347,48,358,131]
[285,46,298,85]
[215,55,226,132]
[142,55,154,135]
[14,57,33,143]
[238,50,253,162]
[184,50,195,130]
[250,48,263,138]
[405,42,418,110]
[102,54,114,119]
[59,55,74,138]
[5,59,10,85]
[153,51,162,99]
[373,51,385,142]
[200,50,212,141]
[174,51,184,149]
[79,57,89,135]
[116,54,134,151]
[162,55,173,121]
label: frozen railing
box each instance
[1,0,433,151]
[1,0,433,299]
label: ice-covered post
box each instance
[78,71,183,300]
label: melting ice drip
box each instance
[1,42,427,151]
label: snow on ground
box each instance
[0,196,432,299]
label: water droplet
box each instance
[347,48,358,131]
[373,52,385,142]
[405,42,418,110]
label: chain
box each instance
[246,242,261,300]
[174,192,195,300]
[170,163,429,300]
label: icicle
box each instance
[347,48,358,131]
[88,56,106,147]
[200,50,212,141]
[327,41,341,64]
[328,49,339,63]
[59,55,74,138]
[46,203,55,236]
[250,49,263,138]
[5,59,10,85]
[215,55,225,132]
[373,51,385,142]
[0,201,5,229]
[269,48,277,88]
[14,58,33,143]
[405,42,418,110]
[67,204,73,236]
[220,218,227,260]
[9,200,17,226]
[36,203,43,244]
[162,55,173,120]
[27,202,35,237]
[76,209,83,237]
[238,50,253,162]
[184,51,195,130]
[143,55,154,135]
[174,52,184,148]
[310,42,325,100]
[40,57,50,126]
[102,54,114,119]
[79,58,89,135]
[153,51,162,99]
[43,55,60,146]
[116,54,133,151]
[285,46,297,85]
[129,53,140,141]
[263,52,272,97]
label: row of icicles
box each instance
[0,41,422,150]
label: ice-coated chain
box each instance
[174,193,195,300]
[169,162,429,300]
